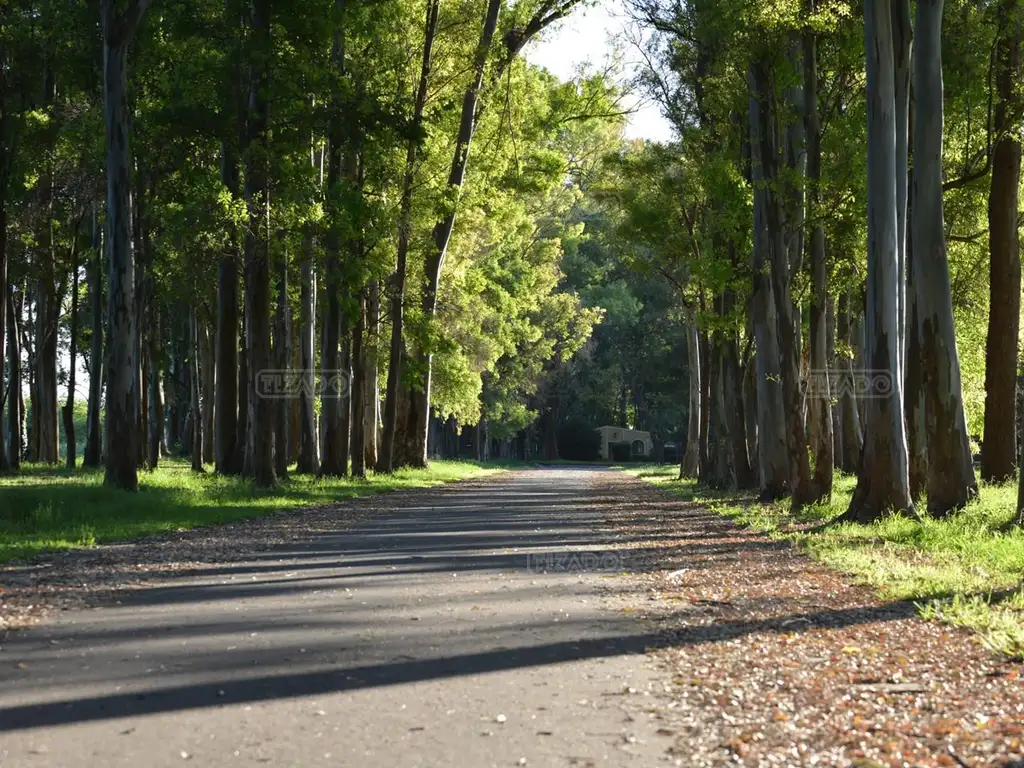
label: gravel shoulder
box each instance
[597,471,1024,767]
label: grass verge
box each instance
[0,458,501,564]
[625,465,1024,660]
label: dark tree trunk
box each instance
[148,301,162,469]
[274,248,290,480]
[234,311,248,472]
[6,284,21,469]
[836,293,863,473]
[804,13,833,501]
[61,243,80,469]
[911,0,977,516]
[363,279,379,469]
[725,337,754,489]
[379,0,439,473]
[190,311,204,472]
[101,0,151,491]
[242,0,275,487]
[748,63,790,502]
[983,0,1023,484]
[351,289,367,479]
[0,184,6,471]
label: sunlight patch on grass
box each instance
[0,459,500,563]
[625,464,1024,659]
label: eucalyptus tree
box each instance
[101,0,154,491]
[982,0,1023,484]
[843,0,915,522]
[911,0,977,516]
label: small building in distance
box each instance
[596,426,653,461]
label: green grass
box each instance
[625,465,1024,660]
[0,458,501,564]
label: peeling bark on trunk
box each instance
[911,0,977,516]
[983,0,1023,484]
[845,0,915,521]
[101,0,152,491]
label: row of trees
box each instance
[614,0,1024,524]
[0,0,619,488]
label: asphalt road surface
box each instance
[0,468,671,768]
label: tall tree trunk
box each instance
[339,318,352,476]
[190,310,204,472]
[378,0,439,473]
[7,284,21,469]
[804,16,833,501]
[363,279,379,469]
[234,311,248,471]
[242,0,275,487]
[836,293,863,473]
[101,0,151,491]
[748,63,790,502]
[845,0,915,522]
[215,143,240,475]
[905,240,928,500]
[84,209,104,468]
[61,244,80,469]
[0,182,7,471]
[274,247,290,479]
[725,336,754,489]
[911,0,977,516]
[200,315,214,465]
[982,0,1023,483]
[297,237,319,474]
[148,301,162,469]
[351,288,367,479]
[680,319,701,478]
[742,345,759,479]
[893,0,911,381]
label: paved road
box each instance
[0,469,670,767]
